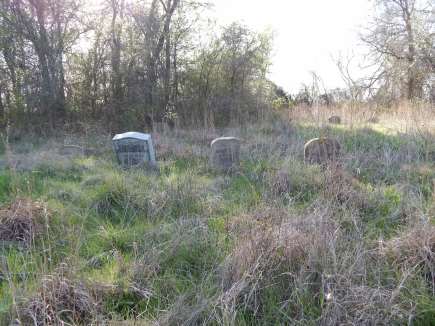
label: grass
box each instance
[0,104,434,324]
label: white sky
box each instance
[211,0,373,93]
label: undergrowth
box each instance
[0,113,434,325]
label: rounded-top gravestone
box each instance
[210,137,240,172]
[328,116,341,124]
[304,137,340,165]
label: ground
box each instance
[0,105,434,325]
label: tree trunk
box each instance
[163,0,172,111]
[110,0,124,114]
[0,88,4,129]
[403,0,417,100]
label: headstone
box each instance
[304,137,340,165]
[211,137,240,172]
[112,132,157,168]
[328,116,341,124]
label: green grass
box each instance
[0,120,434,324]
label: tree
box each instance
[0,0,81,129]
[109,0,125,109]
[0,0,276,134]
[182,23,272,127]
[361,0,434,101]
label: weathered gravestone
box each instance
[304,137,341,165]
[328,116,341,124]
[112,132,157,168]
[211,137,240,172]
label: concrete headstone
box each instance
[211,137,240,172]
[304,137,341,165]
[112,132,157,168]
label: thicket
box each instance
[0,0,276,135]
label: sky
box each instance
[211,0,373,93]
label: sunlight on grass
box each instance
[0,115,434,324]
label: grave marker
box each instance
[112,132,157,168]
[304,137,340,165]
[211,137,240,172]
